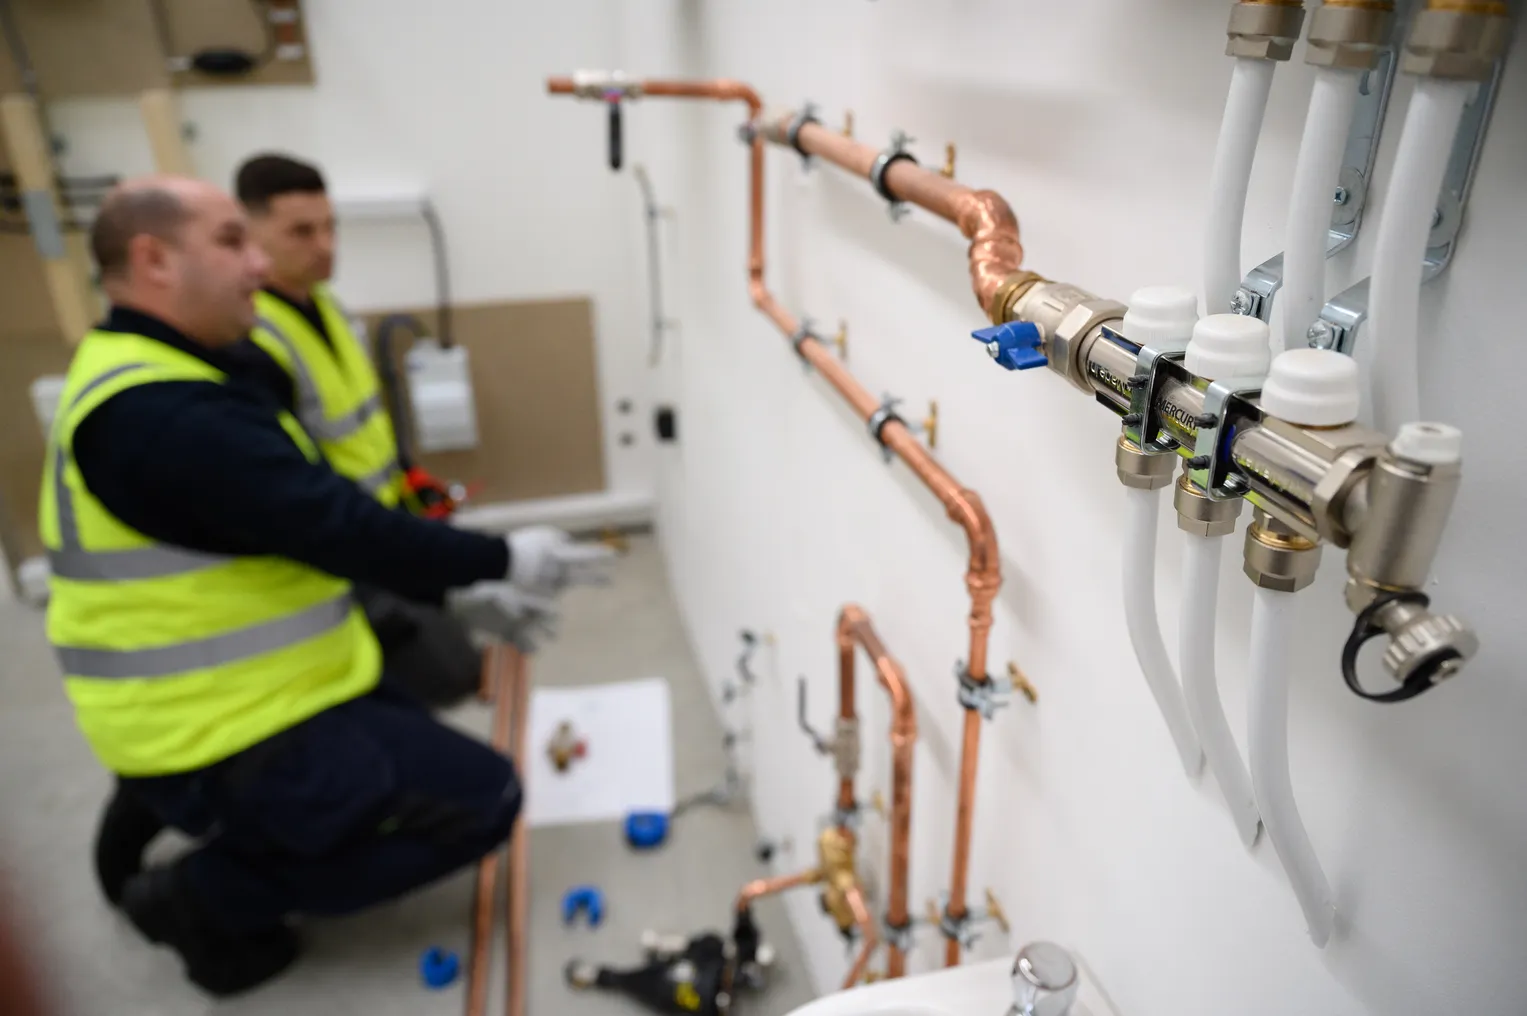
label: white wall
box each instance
[45,0,677,502]
[631,3,1527,1015]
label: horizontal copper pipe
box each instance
[836,605,916,979]
[779,117,1024,322]
[466,645,511,1016]
[841,884,880,989]
[735,868,822,913]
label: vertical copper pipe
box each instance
[840,884,880,990]
[505,646,532,1016]
[735,868,823,913]
[466,645,512,1016]
[836,615,858,816]
[836,606,916,978]
[547,74,1009,969]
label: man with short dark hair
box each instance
[46,175,610,996]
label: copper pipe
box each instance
[505,645,532,1016]
[836,606,916,978]
[780,118,1024,321]
[840,884,880,990]
[548,73,1008,969]
[735,868,823,913]
[465,645,511,1016]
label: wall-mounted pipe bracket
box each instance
[925,888,1007,949]
[882,916,916,955]
[1185,375,1265,502]
[867,394,909,463]
[1231,252,1285,323]
[791,318,821,365]
[1422,58,1507,280]
[955,661,1010,720]
[869,130,918,223]
[940,142,957,179]
[1308,277,1370,355]
[841,110,855,138]
[786,101,821,165]
[832,320,848,360]
[1007,661,1038,704]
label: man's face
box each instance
[250,190,336,293]
[133,186,270,345]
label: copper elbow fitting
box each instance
[1227,1,1308,61]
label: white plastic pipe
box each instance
[1249,585,1335,947]
[1124,488,1204,778]
[1367,78,1473,431]
[1282,67,1363,354]
[1204,58,1277,313]
[1180,534,1261,847]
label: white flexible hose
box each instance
[1282,67,1363,354]
[1204,58,1277,313]
[1368,78,1473,430]
[1249,585,1336,947]
[1180,534,1261,847]
[1124,488,1204,778]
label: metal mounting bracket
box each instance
[1184,376,1264,502]
[1308,277,1370,356]
[1424,63,1506,281]
[1231,252,1285,323]
[1327,6,1411,258]
[955,661,1010,720]
[1124,333,1192,454]
[869,130,917,223]
[866,393,907,463]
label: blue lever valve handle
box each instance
[970,321,1047,371]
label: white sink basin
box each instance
[780,954,1120,1016]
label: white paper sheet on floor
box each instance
[525,676,675,827]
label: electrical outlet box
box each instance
[405,338,480,453]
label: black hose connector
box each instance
[191,49,259,76]
[606,95,624,172]
[1340,591,1455,704]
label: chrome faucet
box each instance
[1009,942,1079,1016]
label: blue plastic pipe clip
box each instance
[971,321,1047,371]
[625,810,670,849]
[562,886,606,927]
[420,947,460,989]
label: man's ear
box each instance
[127,233,172,284]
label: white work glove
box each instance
[448,582,559,653]
[504,526,616,598]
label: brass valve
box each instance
[940,142,957,179]
[1008,661,1038,704]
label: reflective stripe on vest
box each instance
[254,317,387,443]
[56,592,353,678]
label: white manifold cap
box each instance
[1185,313,1271,380]
[1260,348,1361,426]
[1123,286,1199,346]
[1391,422,1462,465]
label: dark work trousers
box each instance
[122,684,521,935]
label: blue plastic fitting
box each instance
[625,811,670,849]
[970,321,1047,371]
[420,947,460,989]
[562,885,606,927]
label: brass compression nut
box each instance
[1175,473,1243,538]
[1401,4,1513,79]
[1243,509,1322,591]
[1116,436,1177,491]
[1306,2,1397,69]
[989,270,1047,326]
[1227,1,1309,61]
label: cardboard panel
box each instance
[0,0,313,99]
[363,298,608,505]
[0,328,71,567]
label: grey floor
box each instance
[0,536,814,1016]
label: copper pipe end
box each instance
[841,885,879,989]
[735,868,822,913]
[546,75,574,94]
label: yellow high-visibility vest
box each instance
[40,328,382,777]
[251,286,407,506]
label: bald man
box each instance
[43,177,610,996]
